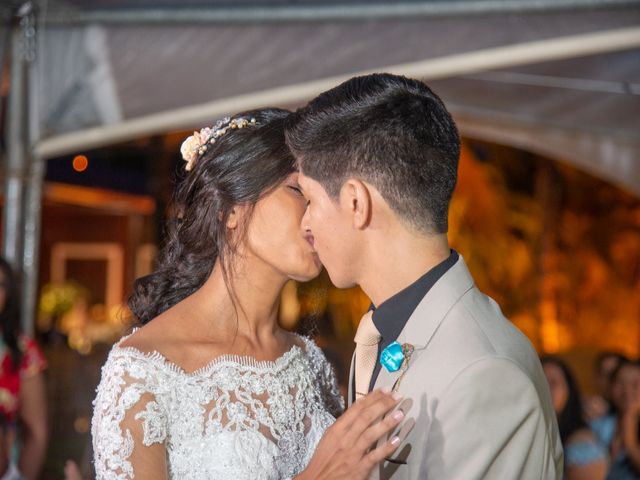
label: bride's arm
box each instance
[116,391,169,479]
[92,355,169,479]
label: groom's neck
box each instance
[359,230,450,308]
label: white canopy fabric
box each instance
[24,1,640,193]
[2,0,639,334]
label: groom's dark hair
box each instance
[285,73,460,234]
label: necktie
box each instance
[354,310,381,400]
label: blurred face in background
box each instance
[611,363,640,413]
[543,362,569,415]
[596,354,624,401]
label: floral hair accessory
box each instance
[180,116,257,171]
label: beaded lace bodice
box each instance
[91,333,344,480]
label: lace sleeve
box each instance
[92,350,168,479]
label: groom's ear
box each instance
[340,179,372,230]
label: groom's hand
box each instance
[296,389,404,480]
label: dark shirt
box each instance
[366,250,459,392]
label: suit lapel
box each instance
[370,256,476,477]
[372,254,475,392]
[374,359,404,392]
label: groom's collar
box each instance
[366,249,458,391]
[371,249,459,340]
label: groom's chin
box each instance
[325,269,358,290]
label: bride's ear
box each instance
[225,207,239,229]
[226,204,251,230]
[340,179,372,230]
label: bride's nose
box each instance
[301,206,311,228]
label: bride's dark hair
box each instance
[129,108,295,325]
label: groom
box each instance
[286,73,563,479]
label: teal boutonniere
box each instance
[380,341,405,372]
[380,341,415,392]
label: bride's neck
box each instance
[190,256,287,341]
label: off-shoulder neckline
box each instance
[111,330,315,377]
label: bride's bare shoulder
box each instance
[119,312,177,355]
[116,308,228,373]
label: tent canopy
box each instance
[1,0,639,334]
[8,0,636,193]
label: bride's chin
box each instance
[289,263,323,283]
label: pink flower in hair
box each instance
[180,132,202,171]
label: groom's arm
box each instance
[424,357,562,479]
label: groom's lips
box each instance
[304,233,315,249]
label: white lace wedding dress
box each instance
[91,332,344,480]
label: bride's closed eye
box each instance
[287,185,304,195]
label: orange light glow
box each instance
[72,155,89,172]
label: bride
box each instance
[91,108,403,479]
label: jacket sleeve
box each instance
[424,356,563,479]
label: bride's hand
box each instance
[296,389,404,480]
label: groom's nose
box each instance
[301,206,311,230]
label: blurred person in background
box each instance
[0,258,47,480]
[585,352,629,422]
[592,359,640,479]
[63,460,83,480]
[542,356,607,480]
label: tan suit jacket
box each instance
[348,255,563,479]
